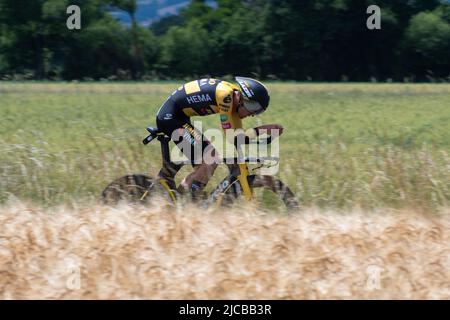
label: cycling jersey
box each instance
[158,78,243,130]
[156,78,244,165]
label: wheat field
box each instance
[1,82,449,299]
[1,200,449,299]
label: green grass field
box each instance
[1,82,449,210]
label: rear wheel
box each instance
[102,174,155,204]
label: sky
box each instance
[110,0,216,27]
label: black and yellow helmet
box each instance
[235,76,270,115]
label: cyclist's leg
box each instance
[155,101,183,181]
[179,145,218,192]
[175,122,219,193]
[156,106,219,193]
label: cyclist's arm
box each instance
[216,83,242,145]
[254,124,284,137]
[215,82,278,145]
[220,116,262,146]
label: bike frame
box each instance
[153,133,254,204]
[141,123,279,205]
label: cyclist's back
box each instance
[162,78,237,118]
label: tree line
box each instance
[0,0,449,81]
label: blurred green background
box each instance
[0,0,449,81]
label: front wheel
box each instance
[222,175,300,212]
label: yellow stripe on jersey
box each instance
[184,80,201,94]
[182,108,199,117]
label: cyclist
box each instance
[155,77,283,197]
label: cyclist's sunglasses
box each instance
[242,99,265,115]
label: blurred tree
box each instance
[111,0,143,79]
[403,7,450,79]
[160,21,212,77]
[209,3,264,76]
[137,27,160,75]
[150,15,185,36]
[181,0,213,21]
[0,0,58,78]
[0,0,115,79]
[61,15,131,79]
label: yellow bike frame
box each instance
[158,178,178,203]
[237,163,253,201]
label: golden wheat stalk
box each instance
[1,200,449,299]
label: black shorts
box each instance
[156,100,216,166]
